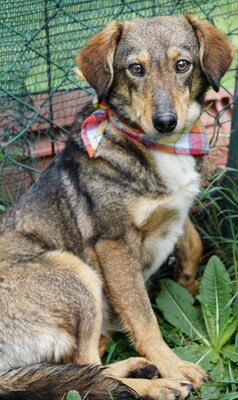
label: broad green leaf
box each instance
[159,322,186,347]
[222,345,238,363]
[233,296,238,314]
[215,394,238,400]
[201,384,238,400]
[218,313,238,349]
[156,279,209,346]
[174,343,219,371]
[200,383,221,400]
[197,256,232,349]
[66,391,82,400]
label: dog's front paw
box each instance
[122,378,193,400]
[164,361,209,389]
[179,361,209,389]
[145,379,192,400]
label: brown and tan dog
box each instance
[0,14,233,400]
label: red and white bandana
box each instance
[81,101,209,158]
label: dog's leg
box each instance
[68,263,102,366]
[96,239,208,390]
[43,251,103,366]
[99,334,112,357]
[175,218,203,295]
[48,255,194,400]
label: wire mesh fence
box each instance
[0,0,237,206]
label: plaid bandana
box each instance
[81,101,209,158]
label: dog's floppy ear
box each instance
[185,14,234,92]
[76,21,123,101]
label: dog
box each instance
[0,14,233,400]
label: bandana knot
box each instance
[81,101,209,157]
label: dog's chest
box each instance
[132,151,201,280]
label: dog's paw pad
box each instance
[181,382,194,389]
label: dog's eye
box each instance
[128,64,145,76]
[176,60,190,73]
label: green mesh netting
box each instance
[0,0,237,204]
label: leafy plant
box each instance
[193,168,238,277]
[66,391,83,400]
[156,255,238,399]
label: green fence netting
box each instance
[0,0,237,205]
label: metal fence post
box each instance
[227,70,238,175]
[223,69,238,238]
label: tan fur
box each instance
[185,14,234,91]
[98,334,112,357]
[106,357,157,378]
[43,251,103,364]
[120,377,193,399]
[175,217,203,294]
[167,47,181,60]
[76,20,123,100]
[0,14,233,400]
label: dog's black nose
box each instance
[153,113,177,134]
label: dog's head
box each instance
[76,15,233,137]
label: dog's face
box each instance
[110,16,206,135]
[77,15,233,137]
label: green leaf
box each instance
[215,394,238,400]
[222,345,238,363]
[197,256,232,349]
[174,343,219,372]
[105,339,118,364]
[103,336,137,364]
[200,383,221,400]
[66,391,82,400]
[156,279,209,346]
[218,313,238,349]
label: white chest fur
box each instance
[140,151,201,281]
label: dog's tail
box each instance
[0,363,139,400]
